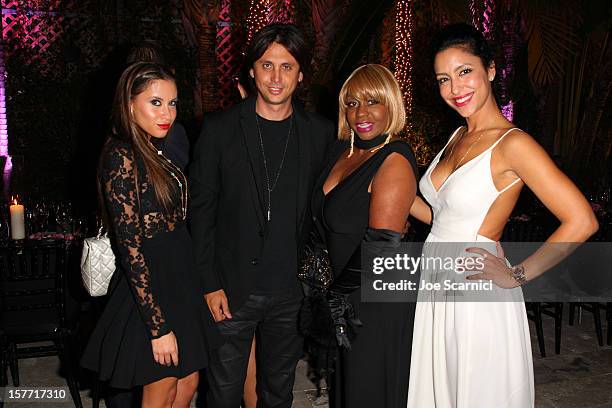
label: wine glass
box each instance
[33,199,50,233]
[54,201,73,234]
[25,206,37,236]
[72,216,87,237]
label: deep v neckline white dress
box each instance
[407,127,535,408]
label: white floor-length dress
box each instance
[407,127,535,408]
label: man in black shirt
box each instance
[189,24,333,407]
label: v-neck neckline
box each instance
[323,150,375,197]
[428,126,518,194]
[428,146,491,193]
[322,141,393,197]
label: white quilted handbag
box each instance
[81,227,116,297]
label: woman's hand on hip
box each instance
[465,242,520,289]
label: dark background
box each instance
[2,0,611,218]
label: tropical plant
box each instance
[312,0,395,84]
[181,0,221,115]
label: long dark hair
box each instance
[102,62,177,211]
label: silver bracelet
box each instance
[510,264,527,286]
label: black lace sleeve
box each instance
[100,143,170,339]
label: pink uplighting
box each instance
[0,20,9,180]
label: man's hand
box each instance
[204,289,232,322]
[151,331,179,366]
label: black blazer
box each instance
[189,97,334,310]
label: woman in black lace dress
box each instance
[81,62,220,407]
[311,64,418,407]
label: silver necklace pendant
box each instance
[267,190,272,221]
[255,113,293,224]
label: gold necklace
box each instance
[369,134,392,153]
[445,127,484,173]
[148,141,188,220]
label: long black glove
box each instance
[327,228,402,349]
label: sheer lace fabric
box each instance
[100,139,183,339]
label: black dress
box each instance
[81,137,221,388]
[312,139,418,408]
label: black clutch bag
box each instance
[298,232,332,292]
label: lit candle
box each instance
[10,198,25,240]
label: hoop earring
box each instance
[348,129,355,158]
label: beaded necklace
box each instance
[147,141,188,220]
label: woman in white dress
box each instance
[407,24,598,408]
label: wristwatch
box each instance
[510,264,527,286]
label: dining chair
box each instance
[527,302,564,357]
[567,215,612,348]
[0,239,82,408]
[569,302,606,346]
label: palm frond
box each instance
[521,0,581,88]
[318,0,395,82]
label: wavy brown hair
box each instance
[103,62,177,211]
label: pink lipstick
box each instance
[452,92,473,107]
[355,122,374,133]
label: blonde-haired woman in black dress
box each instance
[312,64,418,407]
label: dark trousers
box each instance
[206,293,304,408]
